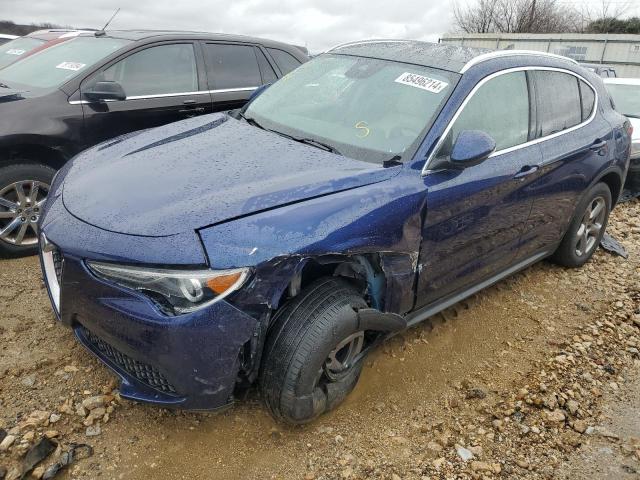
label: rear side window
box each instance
[534,71,582,137]
[438,71,530,155]
[579,80,596,121]
[267,48,302,75]
[204,43,261,90]
[99,43,198,97]
[256,48,278,84]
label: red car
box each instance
[0,30,92,70]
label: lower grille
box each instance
[81,327,178,395]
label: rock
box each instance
[432,457,446,469]
[0,435,15,452]
[21,411,50,429]
[573,420,588,434]
[591,426,620,440]
[81,395,111,411]
[31,465,45,479]
[546,409,566,423]
[63,365,78,373]
[341,466,353,479]
[492,419,504,431]
[85,425,101,437]
[21,375,36,388]
[468,445,483,456]
[391,474,401,480]
[334,435,344,444]
[466,388,487,400]
[566,400,579,415]
[43,431,59,439]
[5,468,20,480]
[425,441,443,457]
[456,445,474,462]
[471,461,492,472]
[516,459,530,469]
[48,414,61,424]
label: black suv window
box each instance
[438,71,530,155]
[534,71,582,137]
[579,80,596,121]
[267,48,301,75]
[99,43,198,97]
[256,49,278,84]
[204,43,262,90]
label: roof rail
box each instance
[326,39,413,53]
[460,49,578,73]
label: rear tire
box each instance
[0,163,55,258]
[551,182,611,268]
[260,277,367,424]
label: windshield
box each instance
[0,37,46,69]
[245,54,457,163]
[606,83,640,118]
[0,36,131,91]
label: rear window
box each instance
[533,71,582,137]
[0,37,46,69]
[204,43,262,90]
[267,48,302,75]
[579,80,596,121]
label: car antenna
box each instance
[95,8,120,36]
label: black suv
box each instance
[0,30,308,256]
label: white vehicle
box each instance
[0,34,18,45]
[604,78,640,189]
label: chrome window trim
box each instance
[421,66,598,177]
[68,86,259,105]
[460,50,578,74]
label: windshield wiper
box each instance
[238,112,267,130]
[383,155,402,168]
[625,113,640,119]
[294,137,343,156]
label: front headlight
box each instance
[86,261,249,315]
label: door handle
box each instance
[513,165,539,179]
[589,139,607,153]
[179,107,205,115]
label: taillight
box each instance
[625,120,634,137]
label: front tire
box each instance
[0,163,55,258]
[260,277,368,424]
[551,182,611,268]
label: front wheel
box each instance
[0,163,55,258]
[260,277,368,424]
[551,182,611,268]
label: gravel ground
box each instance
[0,198,638,480]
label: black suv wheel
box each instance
[0,163,55,257]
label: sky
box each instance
[3,0,640,53]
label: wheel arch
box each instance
[0,143,69,170]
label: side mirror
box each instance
[83,81,126,102]
[449,130,496,168]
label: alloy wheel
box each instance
[575,196,606,257]
[323,331,365,382]
[0,180,49,247]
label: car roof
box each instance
[603,77,640,86]
[81,30,305,52]
[327,39,579,73]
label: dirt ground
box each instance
[0,199,639,480]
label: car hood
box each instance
[62,113,400,237]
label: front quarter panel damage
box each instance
[201,171,426,316]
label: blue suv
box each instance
[39,40,632,424]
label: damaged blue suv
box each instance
[39,40,632,424]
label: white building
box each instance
[440,33,640,78]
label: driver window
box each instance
[437,71,529,158]
[92,43,198,98]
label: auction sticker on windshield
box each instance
[395,72,448,94]
[6,49,25,56]
[55,62,86,71]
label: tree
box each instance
[587,17,640,34]
[453,0,582,34]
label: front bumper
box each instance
[39,197,260,410]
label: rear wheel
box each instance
[0,163,55,258]
[552,182,611,268]
[260,277,368,424]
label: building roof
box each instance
[441,33,640,42]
